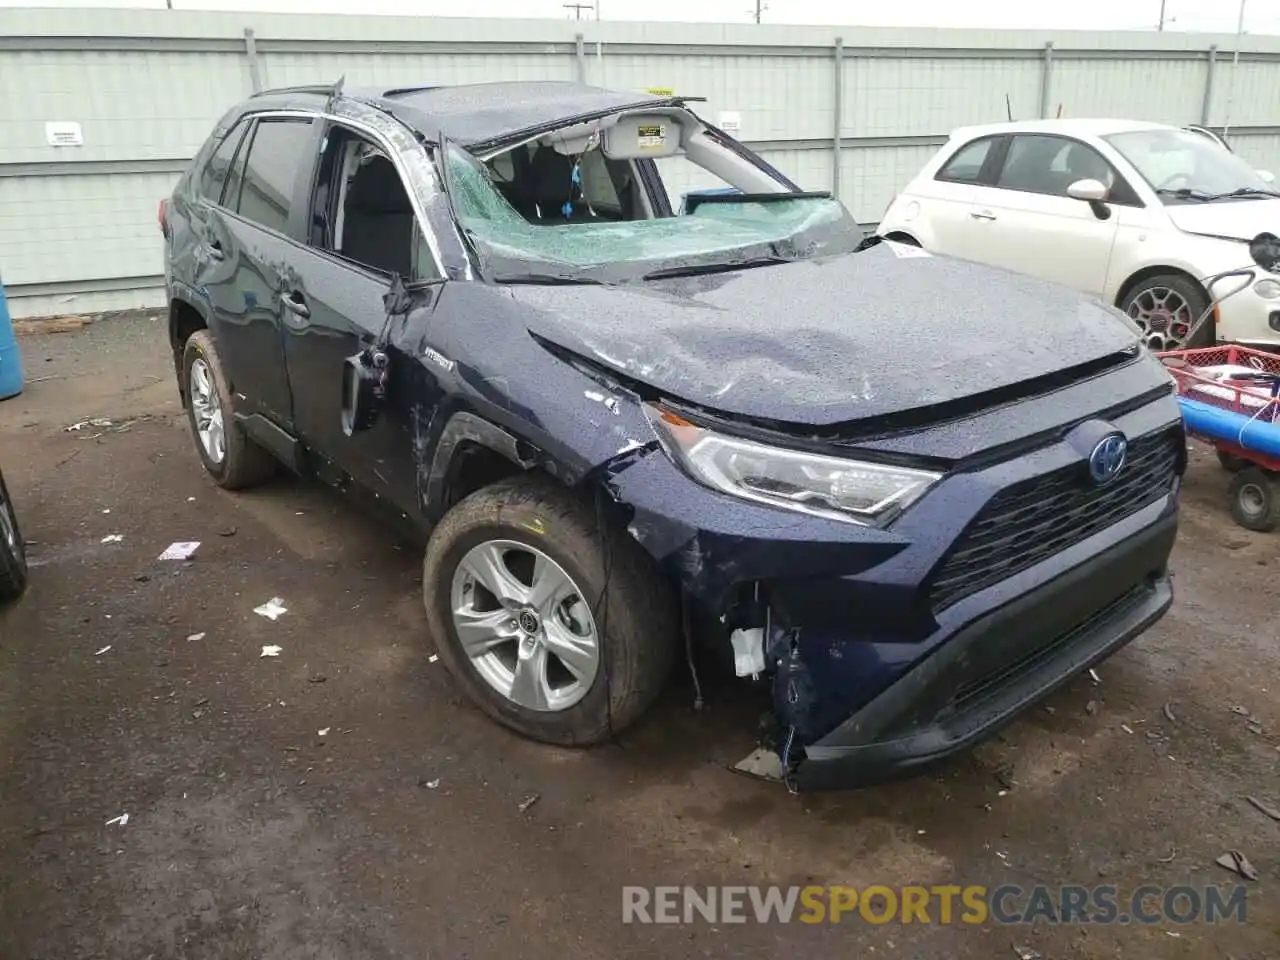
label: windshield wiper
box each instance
[492,273,605,285]
[1155,187,1216,202]
[1204,187,1280,201]
[642,256,793,281]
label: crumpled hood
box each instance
[1166,197,1280,241]
[508,243,1139,427]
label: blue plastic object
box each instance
[0,279,23,401]
[1177,396,1280,457]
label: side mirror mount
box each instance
[1257,169,1276,184]
[341,349,388,435]
[1249,231,1280,273]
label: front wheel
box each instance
[422,476,678,746]
[0,467,28,602]
[1120,274,1212,351]
[1228,466,1280,532]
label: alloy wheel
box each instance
[1128,286,1195,351]
[449,539,600,712]
[189,357,226,465]
[0,485,19,560]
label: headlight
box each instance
[1255,278,1280,299]
[646,407,942,526]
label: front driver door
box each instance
[277,120,445,517]
[963,134,1121,297]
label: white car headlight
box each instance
[646,406,942,526]
[1255,278,1280,300]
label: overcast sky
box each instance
[2,0,1278,35]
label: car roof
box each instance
[246,80,684,150]
[948,118,1176,140]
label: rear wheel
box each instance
[0,467,28,602]
[1228,466,1280,532]
[422,475,678,746]
[181,331,275,490]
[1121,274,1213,351]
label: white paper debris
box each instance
[887,240,932,259]
[318,728,330,737]
[158,541,201,561]
[95,645,112,656]
[424,778,440,789]
[260,645,282,658]
[186,632,206,642]
[187,497,196,502]
[1089,668,1102,684]
[102,508,111,514]
[65,418,113,432]
[428,654,439,663]
[105,813,129,826]
[730,627,766,678]
[253,598,288,620]
[101,534,123,544]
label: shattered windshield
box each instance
[442,143,862,282]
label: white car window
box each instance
[935,137,996,183]
[997,135,1115,198]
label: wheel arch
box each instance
[423,411,540,522]
[881,230,922,247]
[1113,264,1207,310]
[168,293,210,396]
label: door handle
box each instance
[970,210,997,221]
[281,291,310,320]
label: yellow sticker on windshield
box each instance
[637,124,667,150]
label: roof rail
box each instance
[381,84,445,98]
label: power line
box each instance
[564,2,594,20]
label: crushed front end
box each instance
[605,356,1184,791]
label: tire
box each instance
[1228,466,1280,532]
[181,330,275,490]
[423,475,678,746]
[1120,274,1213,350]
[1217,450,1248,472]
[0,466,29,602]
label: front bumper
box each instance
[794,510,1176,790]
[1215,284,1280,346]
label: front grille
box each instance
[929,427,1180,611]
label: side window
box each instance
[199,119,248,205]
[996,135,1122,199]
[936,137,997,183]
[233,117,314,234]
[308,123,435,280]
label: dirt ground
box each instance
[0,312,1277,959]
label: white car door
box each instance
[963,134,1122,297]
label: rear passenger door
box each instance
[199,116,316,429]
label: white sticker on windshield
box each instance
[887,241,931,258]
[637,124,667,150]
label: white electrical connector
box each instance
[730,627,766,679]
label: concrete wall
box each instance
[2,8,1280,318]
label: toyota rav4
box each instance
[161,81,1184,789]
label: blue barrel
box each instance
[0,277,23,400]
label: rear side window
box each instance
[936,137,997,183]
[233,117,314,234]
[199,119,248,205]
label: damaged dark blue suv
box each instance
[161,80,1183,790]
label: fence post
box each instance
[243,27,263,94]
[1039,41,1054,119]
[1201,44,1218,125]
[574,33,586,84]
[832,37,844,199]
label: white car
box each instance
[878,119,1280,349]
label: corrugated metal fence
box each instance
[3,8,1280,318]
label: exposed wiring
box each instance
[682,590,705,711]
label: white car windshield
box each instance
[442,142,861,282]
[1105,128,1277,203]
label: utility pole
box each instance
[1157,0,1167,30]
[1222,0,1248,142]
[564,2,593,20]
[753,0,766,24]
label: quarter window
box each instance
[233,118,314,234]
[199,119,248,205]
[937,137,997,183]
